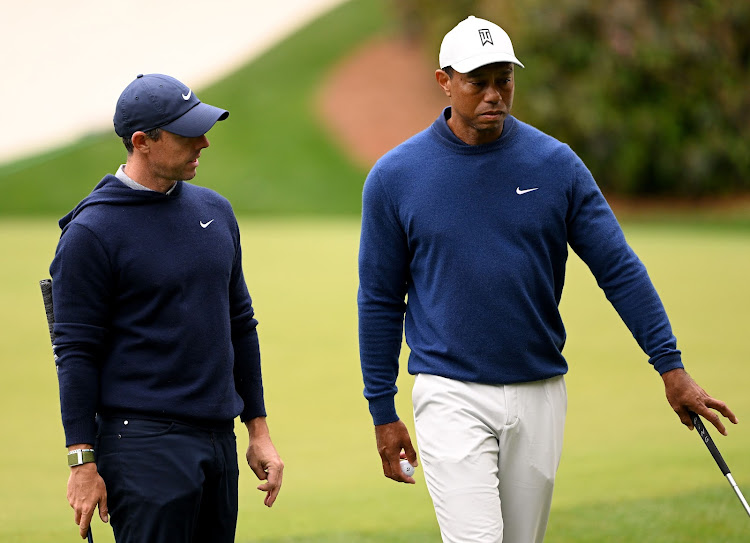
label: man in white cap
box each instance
[357,16,736,542]
[51,74,283,542]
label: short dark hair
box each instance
[122,128,162,154]
[442,66,455,78]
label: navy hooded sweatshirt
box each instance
[50,174,265,446]
[358,110,683,425]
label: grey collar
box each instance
[115,164,177,195]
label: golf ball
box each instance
[400,459,415,477]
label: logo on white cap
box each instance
[479,29,493,46]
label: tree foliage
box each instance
[392,0,750,196]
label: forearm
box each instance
[358,303,406,425]
[233,326,267,421]
[230,254,267,421]
[245,416,271,441]
[568,167,682,372]
[604,265,683,372]
[57,353,100,447]
[358,258,408,425]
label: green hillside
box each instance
[0,0,389,217]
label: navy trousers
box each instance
[96,416,239,543]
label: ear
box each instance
[130,131,151,153]
[436,69,452,98]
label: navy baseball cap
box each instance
[113,73,229,138]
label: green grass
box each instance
[548,486,750,543]
[0,0,392,217]
[2,217,748,542]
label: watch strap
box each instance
[67,448,96,467]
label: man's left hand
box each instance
[662,368,738,435]
[245,417,284,507]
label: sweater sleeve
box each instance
[229,236,267,422]
[357,168,410,425]
[566,156,683,374]
[49,223,111,446]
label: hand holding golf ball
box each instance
[400,458,415,477]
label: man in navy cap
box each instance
[50,73,283,542]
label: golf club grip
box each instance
[39,279,56,344]
[689,410,730,476]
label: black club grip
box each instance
[689,410,730,476]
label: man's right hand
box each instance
[375,420,418,484]
[67,461,108,539]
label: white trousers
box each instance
[412,373,567,543]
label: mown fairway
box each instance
[1,218,748,542]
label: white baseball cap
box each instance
[439,16,524,73]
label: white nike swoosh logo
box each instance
[200,219,214,228]
[516,187,539,195]
[182,89,192,100]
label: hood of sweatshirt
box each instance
[59,175,183,230]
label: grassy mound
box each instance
[0,0,390,217]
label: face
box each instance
[145,130,209,183]
[436,62,515,145]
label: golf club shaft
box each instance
[726,473,750,518]
[688,410,750,518]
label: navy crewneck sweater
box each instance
[358,109,683,425]
[51,175,265,446]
